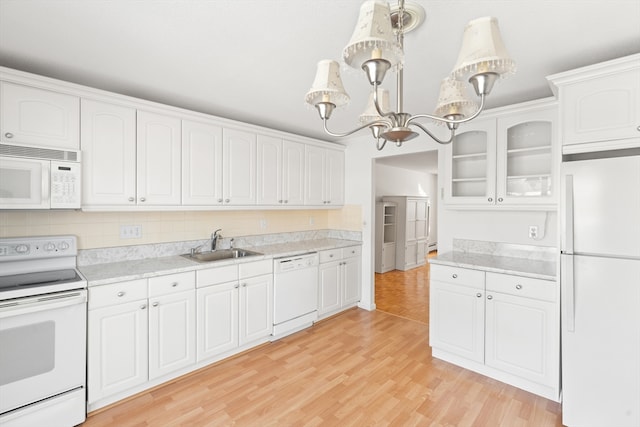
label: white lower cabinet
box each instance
[429,264,559,401]
[318,246,361,319]
[196,260,273,363]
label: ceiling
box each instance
[1,0,639,174]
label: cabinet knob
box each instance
[452,274,457,279]
[152,302,159,307]
[487,295,493,300]
[488,197,493,202]
[278,200,283,203]
[171,282,178,287]
[515,284,522,290]
[140,304,147,310]
[4,132,13,138]
[225,199,230,203]
[242,283,247,287]
[284,200,288,204]
[117,291,125,297]
[128,197,135,202]
[498,197,503,202]
[140,197,146,202]
[218,198,223,203]
[234,284,239,289]
[476,293,482,298]
[637,125,640,132]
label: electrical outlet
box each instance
[259,219,268,229]
[309,216,315,225]
[120,225,142,239]
[528,225,538,239]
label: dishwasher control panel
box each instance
[275,253,319,273]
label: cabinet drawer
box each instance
[342,246,361,259]
[430,264,484,288]
[148,271,195,297]
[196,264,238,288]
[320,248,342,263]
[89,279,148,310]
[486,272,556,302]
[239,259,272,279]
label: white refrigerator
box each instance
[560,149,640,427]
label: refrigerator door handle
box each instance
[561,254,576,332]
[563,174,574,254]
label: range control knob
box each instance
[15,244,29,254]
[58,241,70,251]
[44,242,56,252]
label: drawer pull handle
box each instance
[476,293,482,298]
[329,254,334,257]
[487,295,493,300]
[4,132,14,138]
[117,291,125,297]
[171,282,178,287]
[452,274,458,279]
[515,284,522,290]
[140,304,147,310]
[152,302,159,307]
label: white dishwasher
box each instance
[272,252,319,340]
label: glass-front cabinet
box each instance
[444,99,556,209]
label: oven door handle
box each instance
[0,290,87,319]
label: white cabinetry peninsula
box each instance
[429,263,559,401]
[547,53,640,153]
[0,66,344,211]
[317,245,361,319]
[443,98,557,209]
[0,81,80,150]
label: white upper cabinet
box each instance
[257,135,305,206]
[304,145,344,206]
[182,119,223,205]
[444,99,556,209]
[223,128,256,205]
[548,53,640,151]
[81,99,136,206]
[1,81,80,150]
[137,110,182,205]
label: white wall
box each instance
[374,162,438,247]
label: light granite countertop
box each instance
[79,238,361,287]
[429,251,556,280]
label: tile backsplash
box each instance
[0,205,362,249]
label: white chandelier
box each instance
[305,0,516,150]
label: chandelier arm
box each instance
[322,118,390,138]
[410,122,456,145]
[372,83,396,122]
[407,93,487,126]
[376,138,388,151]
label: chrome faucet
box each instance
[211,229,222,251]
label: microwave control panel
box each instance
[51,161,81,209]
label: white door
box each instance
[182,119,223,205]
[282,140,305,205]
[87,300,148,403]
[196,283,238,361]
[239,274,273,345]
[223,128,256,205]
[429,280,484,363]
[1,81,79,149]
[137,110,182,205]
[256,134,282,205]
[318,261,340,316]
[148,290,196,379]
[485,291,556,385]
[81,99,136,206]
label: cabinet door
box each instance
[403,241,418,270]
[381,243,396,273]
[342,257,361,306]
[485,292,557,386]
[325,148,344,205]
[81,99,136,206]
[496,106,555,206]
[137,110,182,205]
[282,140,305,205]
[1,81,79,149]
[256,134,282,205]
[196,282,239,362]
[429,280,484,363]
[444,118,497,205]
[318,261,341,315]
[148,290,196,379]
[87,300,148,403]
[562,67,640,145]
[223,128,256,205]
[414,199,429,240]
[182,120,223,205]
[239,274,273,345]
[304,145,325,205]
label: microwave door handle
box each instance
[42,161,51,206]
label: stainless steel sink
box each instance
[182,248,262,263]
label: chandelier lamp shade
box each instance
[304,0,516,150]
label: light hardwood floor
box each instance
[83,259,563,427]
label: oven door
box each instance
[0,156,50,209]
[0,289,87,415]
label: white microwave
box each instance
[0,145,81,209]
